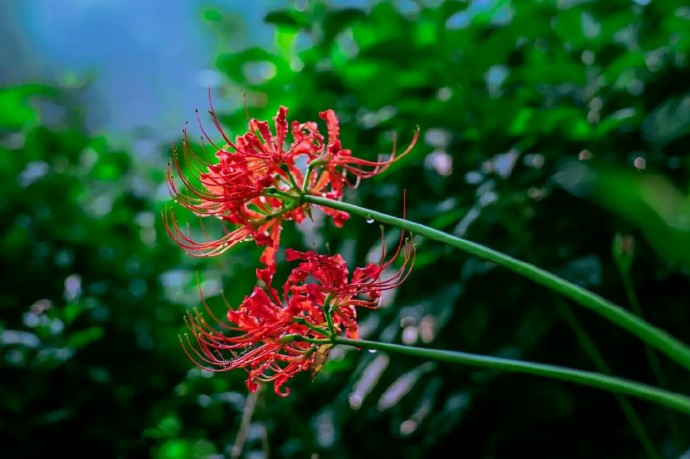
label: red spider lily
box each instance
[304,110,420,197]
[182,286,318,396]
[164,96,308,266]
[165,92,418,265]
[181,236,414,396]
[284,228,415,311]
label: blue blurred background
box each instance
[0,0,275,142]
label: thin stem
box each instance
[231,384,261,459]
[263,199,301,221]
[263,187,296,200]
[302,161,324,194]
[323,294,336,336]
[501,217,657,456]
[556,300,659,459]
[303,195,690,371]
[281,330,329,345]
[620,270,683,447]
[333,337,690,415]
[278,163,301,191]
[620,272,669,390]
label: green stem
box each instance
[502,217,657,456]
[301,161,324,194]
[285,319,329,340]
[263,187,295,200]
[262,199,301,222]
[620,272,669,391]
[333,336,690,415]
[304,195,690,371]
[556,300,659,459]
[620,270,683,446]
[278,163,302,191]
[230,384,261,459]
[324,304,336,336]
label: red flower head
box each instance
[165,92,419,268]
[181,236,414,396]
[309,109,419,196]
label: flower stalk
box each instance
[303,194,690,372]
[331,336,690,415]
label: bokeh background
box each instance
[2,0,690,458]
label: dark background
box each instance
[2,1,690,458]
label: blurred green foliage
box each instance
[3,0,690,458]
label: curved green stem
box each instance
[503,219,657,456]
[555,300,659,459]
[290,318,330,337]
[620,272,669,391]
[333,336,690,415]
[261,199,301,222]
[304,195,690,371]
[619,269,683,446]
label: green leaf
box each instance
[264,9,309,30]
[0,85,56,130]
[323,8,366,44]
[66,327,104,350]
[201,8,223,23]
[155,439,193,459]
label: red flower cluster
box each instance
[169,94,418,395]
[182,237,414,396]
[165,94,418,269]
